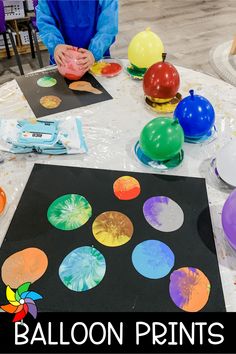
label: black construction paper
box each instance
[16,69,112,118]
[0,164,226,312]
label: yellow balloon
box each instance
[128,28,164,69]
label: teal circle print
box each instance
[47,194,92,231]
[37,76,57,87]
[59,246,106,292]
[132,240,175,279]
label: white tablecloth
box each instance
[0,60,236,310]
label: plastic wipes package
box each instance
[0,116,87,155]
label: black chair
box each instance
[28,0,43,68]
[0,0,24,75]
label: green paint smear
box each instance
[37,76,57,88]
[127,64,147,79]
[47,194,92,231]
[136,141,184,170]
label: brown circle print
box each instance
[92,211,134,247]
[40,95,62,109]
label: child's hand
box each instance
[54,44,74,66]
[77,49,95,71]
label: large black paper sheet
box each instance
[0,164,226,312]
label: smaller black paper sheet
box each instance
[16,69,112,118]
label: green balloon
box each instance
[139,117,184,161]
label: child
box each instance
[36,0,118,70]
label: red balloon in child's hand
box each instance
[58,49,87,80]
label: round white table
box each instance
[0,60,236,310]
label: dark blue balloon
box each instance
[174,90,215,139]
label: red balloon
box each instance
[143,58,180,99]
[57,49,87,80]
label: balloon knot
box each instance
[189,89,195,100]
[162,53,167,62]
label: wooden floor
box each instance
[113,0,236,77]
[1,0,236,83]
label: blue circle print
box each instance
[59,246,106,292]
[132,240,175,279]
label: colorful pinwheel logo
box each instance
[0,282,42,322]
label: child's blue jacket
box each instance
[36,0,118,62]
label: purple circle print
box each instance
[169,267,211,312]
[143,196,184,232]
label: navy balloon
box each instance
[174,89,215,139]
